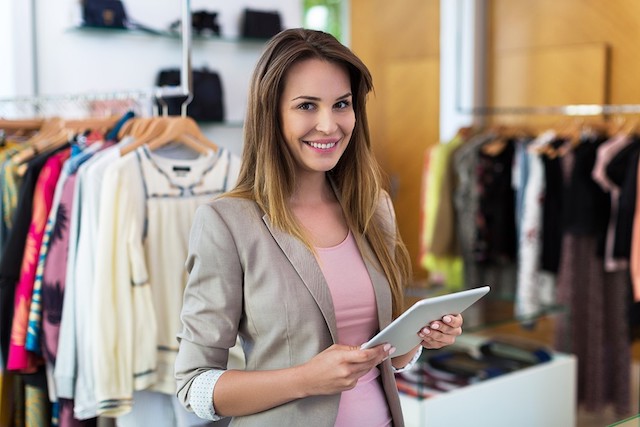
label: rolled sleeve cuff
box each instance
[392,346,423,373]
[189,369,227,421]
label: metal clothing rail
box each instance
[0,86,186,107]
[456,103,640,117]
[0,0,192,114]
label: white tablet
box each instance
[361,286,490,354]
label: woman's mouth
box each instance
[303,139,339,150]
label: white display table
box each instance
[400,353,577,427]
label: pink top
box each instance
[316,231,392,427]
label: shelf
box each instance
[67,25,267,45]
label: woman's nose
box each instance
[316,109,338,134]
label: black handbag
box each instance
[240,8,282,39]
[155,67,225,122]
[81,0,128,28]
[169,10,221,36]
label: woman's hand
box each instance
[296,343,394,397]
[418,314,463,349]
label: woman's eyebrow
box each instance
[291,92,352,102]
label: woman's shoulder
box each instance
[198,195,261,220]
[375,190,395,218]
[374,189,397,236]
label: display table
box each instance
[399,353,577,427]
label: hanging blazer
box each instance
[175,192,405,427]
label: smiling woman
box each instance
[175,28,465,427]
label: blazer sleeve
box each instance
[378,190,398,253]
[175,203,244,411]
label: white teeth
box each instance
[308,141,336,149]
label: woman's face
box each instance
[279,58,355,176]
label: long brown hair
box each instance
[228,28,411,317]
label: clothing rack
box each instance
[0,0,193,117]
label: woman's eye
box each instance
[335,100,351,109]
[297,102,315,111]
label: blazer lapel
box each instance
[262,214,339,343]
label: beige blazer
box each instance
[175,194,404,427]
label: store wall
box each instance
[486,0,640,123]
[0,2,36,99]
[33,0,300,97]
[351,0,441,283]
[3,1,301,155]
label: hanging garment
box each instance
[7,147,70,372]
[92,145,240,417]
[609,138,640,259]
[632,156,640,301]
[0,141,23,252]
[554,149,631,416]
[451,133,493,289]
[591,133,633,272]
[420,134,464,290]
[515,148,555,321]
[55,139,133,420]
[25,134,105,357]
[0,149,60,368]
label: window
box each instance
[303,0,345,42]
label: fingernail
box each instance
[443,316,452,324]
[431,322,440,330]
[389,346,396,355]
[383,343,391,352]
[422,327,431,335]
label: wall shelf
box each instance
[67,25,267,45]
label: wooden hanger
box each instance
[117,116,169,155]
[480,124,522,156]
[0,118,44,132]
[146,116,216,154]
[10,118,65,164]
[120,116,217,156]
[0,118,43,139]
[161,116,217,150]
[134,117,172,145]
[65,116,120,134]
[620,117,639,136]
[117,116,153,140]
[117,117,137,139]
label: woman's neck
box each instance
[290,171,334,206]
[289,172,348,247]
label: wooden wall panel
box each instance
[383,59,439,272]
[493,43,608,107]
[351,0,440,281]
[489,0,640,107]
